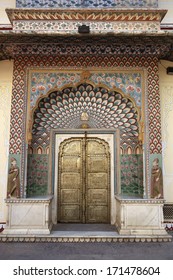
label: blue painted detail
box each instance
[16,0,158,9]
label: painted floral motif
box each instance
[16,0,158,8]
[31,73,81,109]
[30,72,142,109]
[90,73,142,106]
[121,154,143,196]
[27,154,49,196]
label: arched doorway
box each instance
[58,137,110,223]
[27,82,142,201]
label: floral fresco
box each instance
[30,72,142,109]
[27,154,49,196]
[121,154,143,196]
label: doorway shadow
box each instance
[52,224,117,232]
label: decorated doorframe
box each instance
[25,67,145,201]
[49,129,120,225]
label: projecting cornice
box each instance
[4,8,167,36]
[0,9,173,61]
[6,8,167,22]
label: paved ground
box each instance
[1,225,172,260]
[0,239,173,260]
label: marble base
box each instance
[4,196,53,235]
[115,196,168,236]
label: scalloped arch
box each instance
[30,82,140,153]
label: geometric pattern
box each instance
[7,40,171,58]
[9,54,161,155]
[16,0,158,8]
[31,83,139,153]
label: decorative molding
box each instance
[5,196,53,204]
[2,42,171,58]
[115,195,165,204]
[0,235,171,243]
[12,20,161,34]
[8,10,165,22]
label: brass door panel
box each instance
[58,137,110,223]
[86,138,110,223]
[58,139,83,223]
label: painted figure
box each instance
[151,158,163,199]
[7,157,20,198]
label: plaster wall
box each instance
[0,0,15,24]
[0,60,13,222]
[159,60,173,202]
[159,0,173,24]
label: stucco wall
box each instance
[0,60,13,222]
[159,60,173,202]
[0,0,15,24]
[159,0,173,24]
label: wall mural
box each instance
[150,154,163,199]
[30,72,142,110]
[121,154,143,196]
[27,154,49,197]
[7,155,21,199]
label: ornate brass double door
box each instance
[58,137,110,223]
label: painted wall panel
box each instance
[0,60,13,222]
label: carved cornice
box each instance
[6,9,167,23]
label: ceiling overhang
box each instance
[0,8,173,61]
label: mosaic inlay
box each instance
[13,21,160,34]
[16,0,158,9]
[31,83,139,153]
[30,72,142,109]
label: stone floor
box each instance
[0,224,172,243]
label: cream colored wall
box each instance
[159,60,173,202]
[159,0,173,24]
[0,0,15,24]
[0,60,13,222]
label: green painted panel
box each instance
[121,154,143,197]
[27,154,49,197]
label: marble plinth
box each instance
[115,195,168,236]
[4,196,53,235]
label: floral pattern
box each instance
[27,154,49,196]
[16,0,158,8]
[121,154,143,196]
[30,72,142,109]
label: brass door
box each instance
[58,137,110,223]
